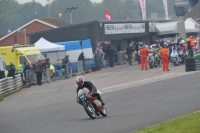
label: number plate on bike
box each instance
[80,95,86,101]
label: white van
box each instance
[0,54,6,79]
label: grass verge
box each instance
[133,111,200,133]
[0,94,9,102]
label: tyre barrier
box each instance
[195,60,200,70]
[0,74,22,95]
[185,57,200,72]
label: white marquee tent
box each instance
[185,18,200,33]
[34,37,65,64]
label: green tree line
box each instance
[0,0,175,34]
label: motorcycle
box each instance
[78,88,107,119]
[148,53,157,68]
[178,50,184,65]
[170,51,179,66]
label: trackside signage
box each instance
[104,23,145,34]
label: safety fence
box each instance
[26,68,52,85]
[55,60,92,78]
[117,51,127,65]
[0,74,22,95]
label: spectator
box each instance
[50,63,55,81]
[23,62,31,78]
[98,45,105,68]
[187,40,193,57]
[108,46,116,67]
[78,52,89,71]
[78,52,88,61]
[126,41,134,65]
[63,54,69,64]
[34,60,43,86]
[7,61,16,78]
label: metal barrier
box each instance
[41,68,52,83]
[63,63,72,78]
[83,60,92,73]
[117,51,127,65]
[0,74,22,95]
[26,70,36,85]
[195,60,200,70]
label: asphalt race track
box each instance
[0,65,199,133]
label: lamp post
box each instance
[64,6,78,24]
[47,0,51,17]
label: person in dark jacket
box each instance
[34,60,43,85]
[23,62,31,78]
[78,52,87,61]
[7,61,16,78]
[187,41,193,57]
[126,42,134,65]
[62,54,70,78]
[108,46,116,67]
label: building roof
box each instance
[184,1,200,21]
[0,17,70,42]
[0,34,4,38]
[37,17,71,27]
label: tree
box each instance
[0,0,176,34]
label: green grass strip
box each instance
[133,111,200,133]
[0,94,9,102]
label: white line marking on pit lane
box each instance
[101,72,174,90]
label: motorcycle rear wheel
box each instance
[99,106,107,117]
[83,101,96,119]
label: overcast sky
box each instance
[15,0,103,5]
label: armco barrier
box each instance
[195,60,200,70]
[0,74,22,95]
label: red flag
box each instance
[126,16,130,20]
[104,10,112,20]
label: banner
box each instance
[104,23,145,34]
[104,10,112,20]
[139,0,146,20]
[163,0,169,20]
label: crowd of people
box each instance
[21,58,55,86]
[125,36,198,71]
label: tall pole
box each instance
[64,6,78,24]
[24,29,26,44]
[47,0,50,17]
[70,12,72,24]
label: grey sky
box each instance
[15,0,103,6]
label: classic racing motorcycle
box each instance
[78,88,107,119]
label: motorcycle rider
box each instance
[169,42,180,66]
[76,76,105,106]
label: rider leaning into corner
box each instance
[76,76,105,106]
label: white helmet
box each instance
[180,40,185,44]
[76,76,84,86]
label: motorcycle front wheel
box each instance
[83,101,96,119]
